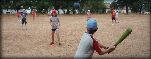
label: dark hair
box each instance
[51,14,57,17]
[87,28,98,34]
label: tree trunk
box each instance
[126,4,128,14]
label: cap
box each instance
[88,10,90,12]
[52,9,57,14]
[87,18,97,30]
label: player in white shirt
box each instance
[74,19,116,59]
[116,10,119,23]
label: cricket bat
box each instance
[114,28,132,47]
[108,28,132,54]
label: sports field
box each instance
[1,14,150,58]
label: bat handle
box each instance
[108,45,117,54]
[114,45,117,47]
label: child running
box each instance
[49,9,61,45]
[74,19,115,59]
[20,9,28,30]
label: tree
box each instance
[0,0,107,14]
[82,0,106,13]
[116,0,151,14]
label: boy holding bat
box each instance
[74,19,115,59]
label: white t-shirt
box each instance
[74,33,94,59]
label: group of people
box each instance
[16,8,61,46]
[49,9,116,59]
[16,8,117,59]
[16,8,37,30]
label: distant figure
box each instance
[42,9,45,15]
[47,7,51,16]
[116,11,119,23]
[16,10,21,21]
[18,8,24,21]
[16,10,20,18]
[20,9,28,30]
[49,9,61,45]
[86,10,92,20]
[111,9,117,24]
[32,9,36,21]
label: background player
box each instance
[20,9,28,30]
[49,9,61,45]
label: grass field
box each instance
[1,14,150,58]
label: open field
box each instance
[1,14,150,58]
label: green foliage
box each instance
[114,0,151,12]
[1,0,106,13]
[82,0,106,13]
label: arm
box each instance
[93,38,115,55]
[57,17,60,26]
[98,43,109,49]
[98,49,109,55]
[26,13,28,16]
[94,38,108,49]
[98,46,115,55]
[50,18,52,26]
[20,13,22,18]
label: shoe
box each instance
[50,42,54,45]
[59,43,61,45]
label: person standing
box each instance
[49,9,61,45]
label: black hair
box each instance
[51,14,57,17]
[87,28,98,34]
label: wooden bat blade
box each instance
[114,28,132,47]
